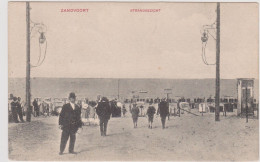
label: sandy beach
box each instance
[8,108,259,161]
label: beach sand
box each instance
[8,108,259,161]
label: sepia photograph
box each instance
[7,1,259,161]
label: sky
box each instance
[8,2,259,79]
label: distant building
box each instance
[237,78,255,116]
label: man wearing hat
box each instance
[10,97,19,123]
[157,98,169,129]
[96,97,111,136]
[59,92,82,155]
[33,99,39,117]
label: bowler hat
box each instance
[101,97,109,102]
[69,92,76,99]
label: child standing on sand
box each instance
[146,102,156,129]
[131,103,139,128]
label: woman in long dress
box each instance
[87,101,98,125]
[131,103,139,128]
[81,101,88,124]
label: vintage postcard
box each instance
[8,1,259,161]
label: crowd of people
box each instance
[58,92,172,155]
[8,91,259,156]
[8,93,174,129]
[8,91,206,156]
[9,96,24,123]
[8,92,189,155]
[8,95,53,123]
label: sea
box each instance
[8,78,259,101]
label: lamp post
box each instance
[201,2,220,121]
[215,2,220,121]
[25,2,47,122]
[26,2,32,122]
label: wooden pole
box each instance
[246,87,248,123]
[202,104,204,116]
[215,2,220,121]
[166,93,170,120]
[178,101,180,117]
[117,79,120,100]
[26,2,31,122]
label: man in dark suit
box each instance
[33,99,39,117]
[59,92,82,155]
[96,97,111,136]
[11,97,19,123]
[157,98,169,129]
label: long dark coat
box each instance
[131,107,139,119]
[59,103,82,133]
[157,101,169,117]
[96,101,112,121]
[33,100,38,110]
[147,106,156,117]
